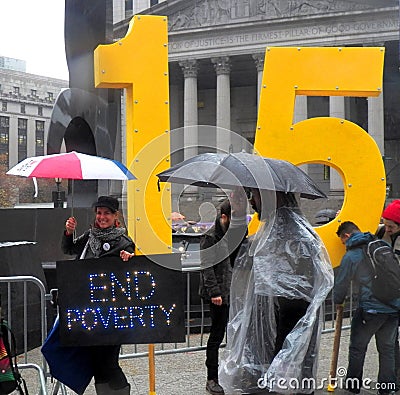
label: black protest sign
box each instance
[56,254,185,346]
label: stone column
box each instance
[294,96,307,124]
[364,43,385,155]
[368,94,384,155]
[27,118,35,158]
[169,83,184,165]
[294,95,308,174]
[329,96,345,193]
[179,59,198,160]
[212,56,231,153]
[252,53,264,108]
[8,117,18,168]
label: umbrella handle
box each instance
[71,179,74,218]
[71,180,76,239]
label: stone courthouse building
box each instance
[0,61,68,169]
[114,0,400,198]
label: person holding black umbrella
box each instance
[156,152,333,394]
[218,188,333,394]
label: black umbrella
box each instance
[156,152,326,200]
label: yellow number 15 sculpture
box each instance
[95,16,386,269]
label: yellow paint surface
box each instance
[94,15,171,255]
[254,47,386,267]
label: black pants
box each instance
[274,297,318,388]
[274,297,310,356]
[394,318,400,388]
[206,303,229,380]
[346,308,397,393]
[88,345,129,390]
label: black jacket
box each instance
[198,220,245,304]
[62,229,135,259]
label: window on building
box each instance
[35,120,45,156]
[125,0,133,15]
[2,101,7,112]
[323,165,330,180]
[18,118,27,162]
[47,92,53,100]
[31,89,37,97]
[13,86,20,95]
[20,103,25,114]
[38,106,43,116]
[150,0,158,6]
[0,116,10,159]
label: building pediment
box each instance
[149,0,383,32]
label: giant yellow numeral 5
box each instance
[255,47,386,268]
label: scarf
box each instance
[87,226,126,258]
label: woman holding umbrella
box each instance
[62,195,134,395]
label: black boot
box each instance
[111,384,131,394]
[95,383,131,394]
[95,383,108,395]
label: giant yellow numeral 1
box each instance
[94,15,171,255]
[255,47,386,268]
[94,15,171,395]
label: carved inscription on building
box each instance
[169,18,398,53]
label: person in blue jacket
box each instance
[334,221,398,394]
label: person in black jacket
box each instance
[199,199,244,395]
[376,200,400,388]
[62,196,135,395]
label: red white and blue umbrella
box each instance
[6,151,136,180]
[7,151,136,217]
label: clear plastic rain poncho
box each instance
[219,204,334,394]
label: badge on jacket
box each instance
[103,243,110,251]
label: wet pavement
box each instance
[17,322,385,395]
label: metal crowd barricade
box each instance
[119,272,356,360]
[321,281,355,334]
[0,275,355,395]
[119,265,209,360]
[0,273,355,394]
[0,276,48,395]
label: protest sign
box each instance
[56,254,185,346]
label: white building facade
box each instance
[0,67,68,168]
[114,0,400,197]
